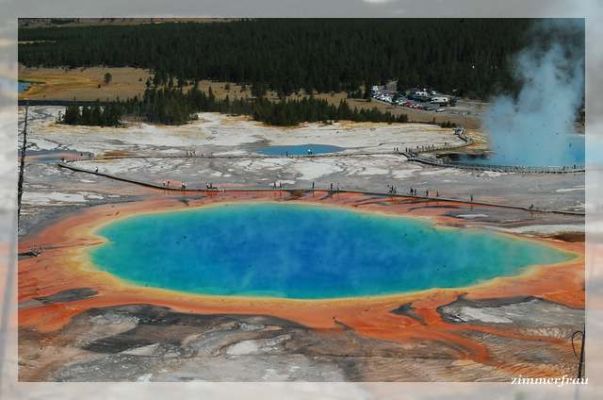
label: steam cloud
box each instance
[483,20,585,167]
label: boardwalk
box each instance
[404,153,585,174]
[97,149,407,161]
[401,133,585,174]
[57,161,585,216]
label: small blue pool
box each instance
[18,81,31,93]
[257,144,345,156]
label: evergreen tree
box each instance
[60,102,123,126]
[63,104,80,124]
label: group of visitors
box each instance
[329,183,341,193]
[406,187,442,199]
[160,180,186,190]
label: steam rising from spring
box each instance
[483,20,585,167]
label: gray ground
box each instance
[18,106,584,235]
[19,299,582,382]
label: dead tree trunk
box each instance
[17,105,29,224]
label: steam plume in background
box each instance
[483,19,585,167]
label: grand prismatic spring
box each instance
[18,192,585,382]
[91,203,572,299]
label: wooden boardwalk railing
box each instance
[405,153,585,174]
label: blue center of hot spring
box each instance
[90,203,571,299]
[257,144,344,156]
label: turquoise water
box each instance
[258,144,344,156]
[18,81,31,93]
[454,135,585,167]
[90,203,572,299]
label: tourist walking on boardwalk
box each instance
[312,181,315,191]
[95,167,98,174]
[470,194,474,202]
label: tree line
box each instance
[61,103,122,126]
[17,18,560,98]
[59,82,409,127]
[117,83,408,126]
